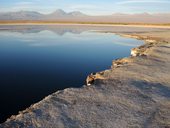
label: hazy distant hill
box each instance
[0,9,170,23]
[0,11,43,20]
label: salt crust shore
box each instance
[1,28,170,128]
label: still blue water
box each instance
[0,26,143,123]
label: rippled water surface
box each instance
[0,25,143,123]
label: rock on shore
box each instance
[1,31,170,128]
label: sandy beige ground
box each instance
[0,27,170,128]
[0,23,170,29]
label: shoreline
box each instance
[0,23,170,29]
[1,29,170,127]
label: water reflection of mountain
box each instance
[0,25,88,35]
[0,25,164,36]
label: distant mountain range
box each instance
[0,9,170,23]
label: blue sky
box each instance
[0,0,170,15]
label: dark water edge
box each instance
[0,25,144,123]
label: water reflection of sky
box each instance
[0,30,142,47]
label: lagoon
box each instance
[0,25,143,123]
